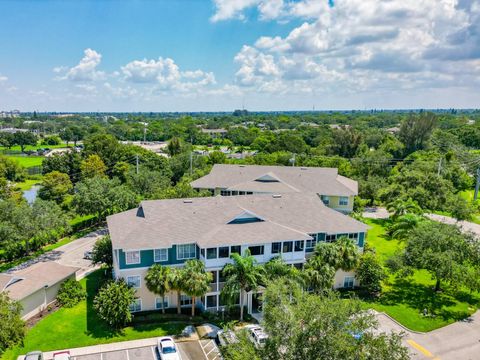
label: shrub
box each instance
[57,279,86,308]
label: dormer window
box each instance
[228,210,264,224]
[254,173,280,182]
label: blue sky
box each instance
[0,0,479,111]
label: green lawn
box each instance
[6,155,43,168]
[13,178,41,191]
[1,271,189,360]
[360,219,480,332]
[0,143,70,152]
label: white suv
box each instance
[246,325,268,348]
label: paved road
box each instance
[426,213,480,237]
[376,309,480,359]
[7,228,106,279]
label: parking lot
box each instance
[42,340,221,360]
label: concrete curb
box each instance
[373,310,426,335]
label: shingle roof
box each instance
[0,262,79,300]
[190,164,358,196]
[107,193,368,251]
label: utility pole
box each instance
[437,157,442,176]
[291,153,296,167]
[143,123,147,144]
[190,151,193,176]
[136,154,139,175]
[475,168,480,201]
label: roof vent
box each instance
[272,194,282,198]
[183,199,193,203]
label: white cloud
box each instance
[121,57,215,92]
[0,74,8,82]
[210,0,259,22]
[60,48,105,81]
[229,0,480,98]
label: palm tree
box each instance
[145,264,171,314]
[221,250,265,321]
[303,259,336,294]
[182,260,212,317]
[335,236,360,271]
[387,213,423,240]
[387,198,422,219]
[168,267,186,315]
[264,256,304,287]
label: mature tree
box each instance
[28,199,71,253]
[356,252,386,296]
[13,131,37,153]
[260,281,409,360]
[331,126,363,158]
[168,267,186,315]
[91,235,113,268]
[73,177,137,220]
[83,133,123,166]
[0,132,14,149]
[0,156,26,181]
[145,265,171,314]
[221,330,261,360]
[400,222,479,291]
[42,151,82,181]
[38,171,73,203]
[0,293,25,354]
[56,279,86,308]
[398,112,437,155]
[303,258,336,294]
[93,279,136,328]
[80,154,107,179]
[221,250,265,321]
[167,137,183,156]
[126,169,170,198]
[446,194,475,221]
[70,125,85,146]
[59,127,74,146]
[182,260,212,316]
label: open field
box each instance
[360,218,480,332]
[5,155,43,168]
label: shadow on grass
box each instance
[376,278,478,322]
[85,269,124,339]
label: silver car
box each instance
[25,352,43,360]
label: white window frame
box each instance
[155,297,169,310]
[177,243,197,260]
[339,196,349,206]
[343,276,355,288]
[154,248,168,262]
[129,298,142,312]
[126,275,141,288]
[180,294,192,306]
[125,250,140,265]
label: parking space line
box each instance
[126,349,130,360]
[407,339,437,358]
[151,346,157,359]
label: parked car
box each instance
[245,325,268,348]
[157,337,180,360]
[25,351,43,360]
[216,329,239,347]
[52,351,71,360]
[83,251,93,260]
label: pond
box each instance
[23,185,40,204]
